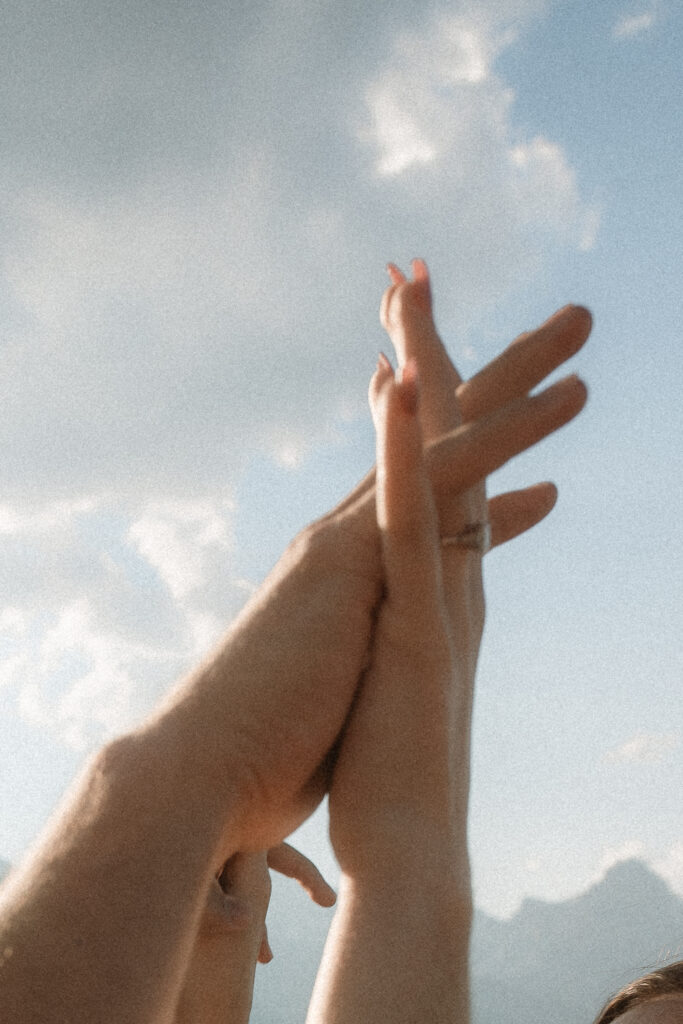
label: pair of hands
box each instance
[0,261,590,1024]
[169,261,589,1019]
[189,259,589,859]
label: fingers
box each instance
[329,293,590,526]
[267,843,337,908]
[428,374,588,502]
[457,305,592,424]
[487,482,558,548]
[381,260,462,442]
[370,356,444,614]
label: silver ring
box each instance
[441,521,491,555]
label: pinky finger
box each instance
[488,482,558,549]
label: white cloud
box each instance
[579,206,602,252]
[0,607,28,636]
[0,499,97,535]
[603,732,679,765]
[368,91,437,177]
[11,598,176,750]
[613,9,657,39]
[0,497,252,748]
[597,840,648,874]
[0,0,593,748]
[0,0,591,505]
[128,499,235,601]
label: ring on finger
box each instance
[441,521,491,555]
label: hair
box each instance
[593,961,683,1023]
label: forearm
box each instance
[307,854,472,1024]
[0,516,371,1024]
[173,920,261,1024]
[315,714,474,1024]
[0,728,233,1024]
[319,607,477,1024]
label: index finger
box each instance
[381,259,462,442]
[371,357,445,623]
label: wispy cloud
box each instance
[0,1,592,505]
[128,500,235,601]
[0,0,593,747]
[0,499,253,748]
[613,8,658,39]
[603,732,679,765]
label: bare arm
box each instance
[308,358,474,1023]
[173,845,335,1024]
[307,265,588,1023]
[0,273,588,1024]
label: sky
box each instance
[0,0,681,920]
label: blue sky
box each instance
[0,0,681,919]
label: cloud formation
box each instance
[1,0,592,503]
[603,732,679,765]
[613,8,658,39]
[0,497,250,748]
[0,0,594,745]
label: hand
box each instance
[174,844,335,1024]
[381,260,488,653]
[150,271,589,856]
[327,263,486,872]
[307,354,479,1024]
[328,356,471,871]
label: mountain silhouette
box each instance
[471,860,683,1024]
[252,859,682,1023]
[0,853,679,1023]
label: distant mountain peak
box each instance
[471,857,683,1024]
[601,857,669,888]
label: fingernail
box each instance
[377,351,392,374]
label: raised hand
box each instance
[0,262,589,1024]
[150,266,589,857]
[308,357,476,1024]
[346,258,591,549]
[381,260,488,650]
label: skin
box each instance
[0,263,590,1024]
[174,844,335,1024]
[307,263,486,1022]
[166,262,591,1024]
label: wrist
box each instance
[332,804,470,884]
[338,849,473,931]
